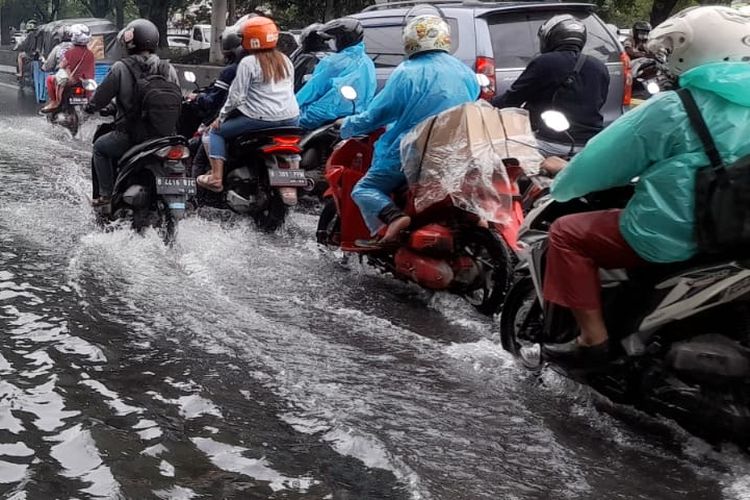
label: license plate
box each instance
[156,176,196,195]
[69,97,88,105]
[268,168,307,188]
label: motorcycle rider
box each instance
[188,25,247,177]
[340,14,479,247]
[540,6,750,368]
[197,17,299,193]
[291,23,331,92]
[624,20,653,59]
[84,19,179,207]
[41,24,94,114]
[296,18,376,130]
[491,15,609,157]
[16,20,38,81]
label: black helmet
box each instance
[60,25,72,42]
[538,14,587,53]
[632,20,652,40]
[318,18,364,52]
[300,23,328,52]
[221,25,245,63]
[119,19,159,54]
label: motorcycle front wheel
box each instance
[460,227,514,316]
[500,276,545,371]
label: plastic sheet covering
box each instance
[400,101,543,223]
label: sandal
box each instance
[90,196,111,208]
[354,238,401,251]
[196,174,223,193]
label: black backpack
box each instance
[679,88,750,256]
[123,57,182,142]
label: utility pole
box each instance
[210,0,227,64]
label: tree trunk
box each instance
[227,0,237,25]
[650,0,680,26]
[114,0,125,29]
[210,0,227,64]
[135,0,170,48]
[324,0,335,21]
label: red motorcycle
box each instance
[316,132,525,316]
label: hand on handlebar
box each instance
[540,156,568,177]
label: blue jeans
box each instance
[208,115,299,161]
[351,160,406,235]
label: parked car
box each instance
[352,0,632,125]
[189,24,211,52]
[168,34,191,52]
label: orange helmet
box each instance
[241,16,279,51]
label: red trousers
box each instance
[543,209,647,310]
[46,75,58,102]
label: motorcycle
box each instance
[631,55,675,101]
[300,121,340,198]
[46,79,96,136]
[91,114,195,242]
[500,113,750,446]
[316,87,521,316]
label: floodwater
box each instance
[0,82,748,499]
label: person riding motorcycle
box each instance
[340,14,480,247]
[41,25,73,73]
[624,20,653,59]
[41,24,94,113]
[291,23,331,92]
[188,25,247,177]
[84,19,179,207]
[296,18,376,131]
[16,20,39,80]
[491,15,610,157]
[539,6,750,368]
[196,17,299,193]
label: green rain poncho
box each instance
[551,62,750,263]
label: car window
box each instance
[361,18,460,68]
[193,27,202,42]
[486,12,620,68]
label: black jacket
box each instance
[492,48,610,144]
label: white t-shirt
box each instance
[220,53,299,122]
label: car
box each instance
[352,0,631,126]
[168,35,190,48]
[189,24,212,52]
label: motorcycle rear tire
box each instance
[253,191,287,232]
[316,197,340,245]
[460,227,514,316]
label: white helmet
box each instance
[403,15,451,58]
[647,6,750,76]
[70,24,92,46]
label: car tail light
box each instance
[620,51,633,107]
[155,145,190,160]
[475,56,497,101]
[262,136,302,154]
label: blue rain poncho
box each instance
[551,62,750,263]
[341,51,480,233]
[296,42,376,130]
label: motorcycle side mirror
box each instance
[340,85,358,101]
[82,79,98,91]
[540,110,571,133]
[646,81,661,95]
[183,71,197,83]
[475,73,490,88]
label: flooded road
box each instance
[0,82,748,499]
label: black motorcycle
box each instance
[91,118,195,242]
[501,183,750,446]
[46,80,95,136]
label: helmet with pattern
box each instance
[403,15,451,58]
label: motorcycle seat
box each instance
[628,253,742,284]
[118,135,186,169]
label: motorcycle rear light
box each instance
[73,86,85,95]
[475,56,497,101]
[621,51,633,107]
[156,145,190,160]
[262,135,302,154]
